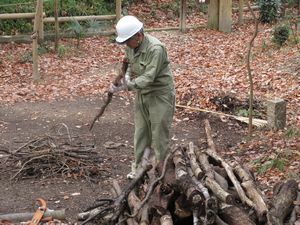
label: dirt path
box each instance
[0,95,244,223]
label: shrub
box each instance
[272,24,290,46]
[256,0,280,23]
[0,0,114,35]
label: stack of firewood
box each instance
[79,119,300,225]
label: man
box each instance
[109,15,175,179]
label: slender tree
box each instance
[246,1,259,135]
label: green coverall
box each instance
[126,33,175,168]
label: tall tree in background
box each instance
[246,1,259,135]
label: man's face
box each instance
[125,33,141,49]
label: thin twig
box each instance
[10,154,50,180]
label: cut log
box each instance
[234,165,268,224]
[111,181,138,225]
[78,147,152,225]
[214,171,229,191]
[196,152,214,179]
[0,209,65,222]
[204,119,217,153]
[160,213,173,225]
[205,149,255,208]
[187,142,204,179]
[173,147,188,179]
[174,195,193,218]
[140,204,149,225]
[289,191,300,225]
[268,179,298,225]
[216,215,229,225]
[219,205,256,225]
[188,167,210,200]
[204,176,234,204]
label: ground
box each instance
[0,95,245,223]
[0,3,299,223]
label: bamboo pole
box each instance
[43,15,116,23]
[0,12,45,19]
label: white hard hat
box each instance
[116,15,143,43]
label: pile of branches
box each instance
[0,124,105,180]
[79,119,300,225]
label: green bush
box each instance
[272,24,290,46]
[0,0,114,35]
[256,0,280,23]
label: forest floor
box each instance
[0,1,299,224]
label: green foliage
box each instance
[86,19,110,33]
[19,51,32,63]
[256,0,280,23]
[272,24,290,46]
[236,109,249,117]
[0,0,35,34]
[57,44,67,58]
[252,152,287,174]
[67,19,85,47]
[285,127,300,138]
[235,108,260,118]
[0,0,114,35]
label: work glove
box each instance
[125,73,131,84]
[108,83,125,94]
[124,74,137,90]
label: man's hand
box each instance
[109,83,125,93]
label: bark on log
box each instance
[0,209,65,222]
[204,176,234,204]
[78,148,152,225]
[205,149,255,208]
[173,148,203,206]
[204,119,217,153]
[289,191,300,225]
[216,215,229,225]
[269,179,298,225]
[234,165,268,224]
[140,204,149,225]
[187,167,210,199]
[214,171,229,191]
[111,181,138,225]
[187,142,204,179]
[173,147,188,179]
[219,205,256,225]
[160,213,173,225]
[206,209,216,224]
[174,195,192,218]
[196,152,214,179]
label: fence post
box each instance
[207,0,219,30]
[32,0,43,81]
[116,0,122,22]
[179,0,187,32]
[219,0,232,32]
[38,0,44,42]
[54,0,59,51]
[238,0,244,25]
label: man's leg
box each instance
[128,93,151,179]
[149,92,175,169]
